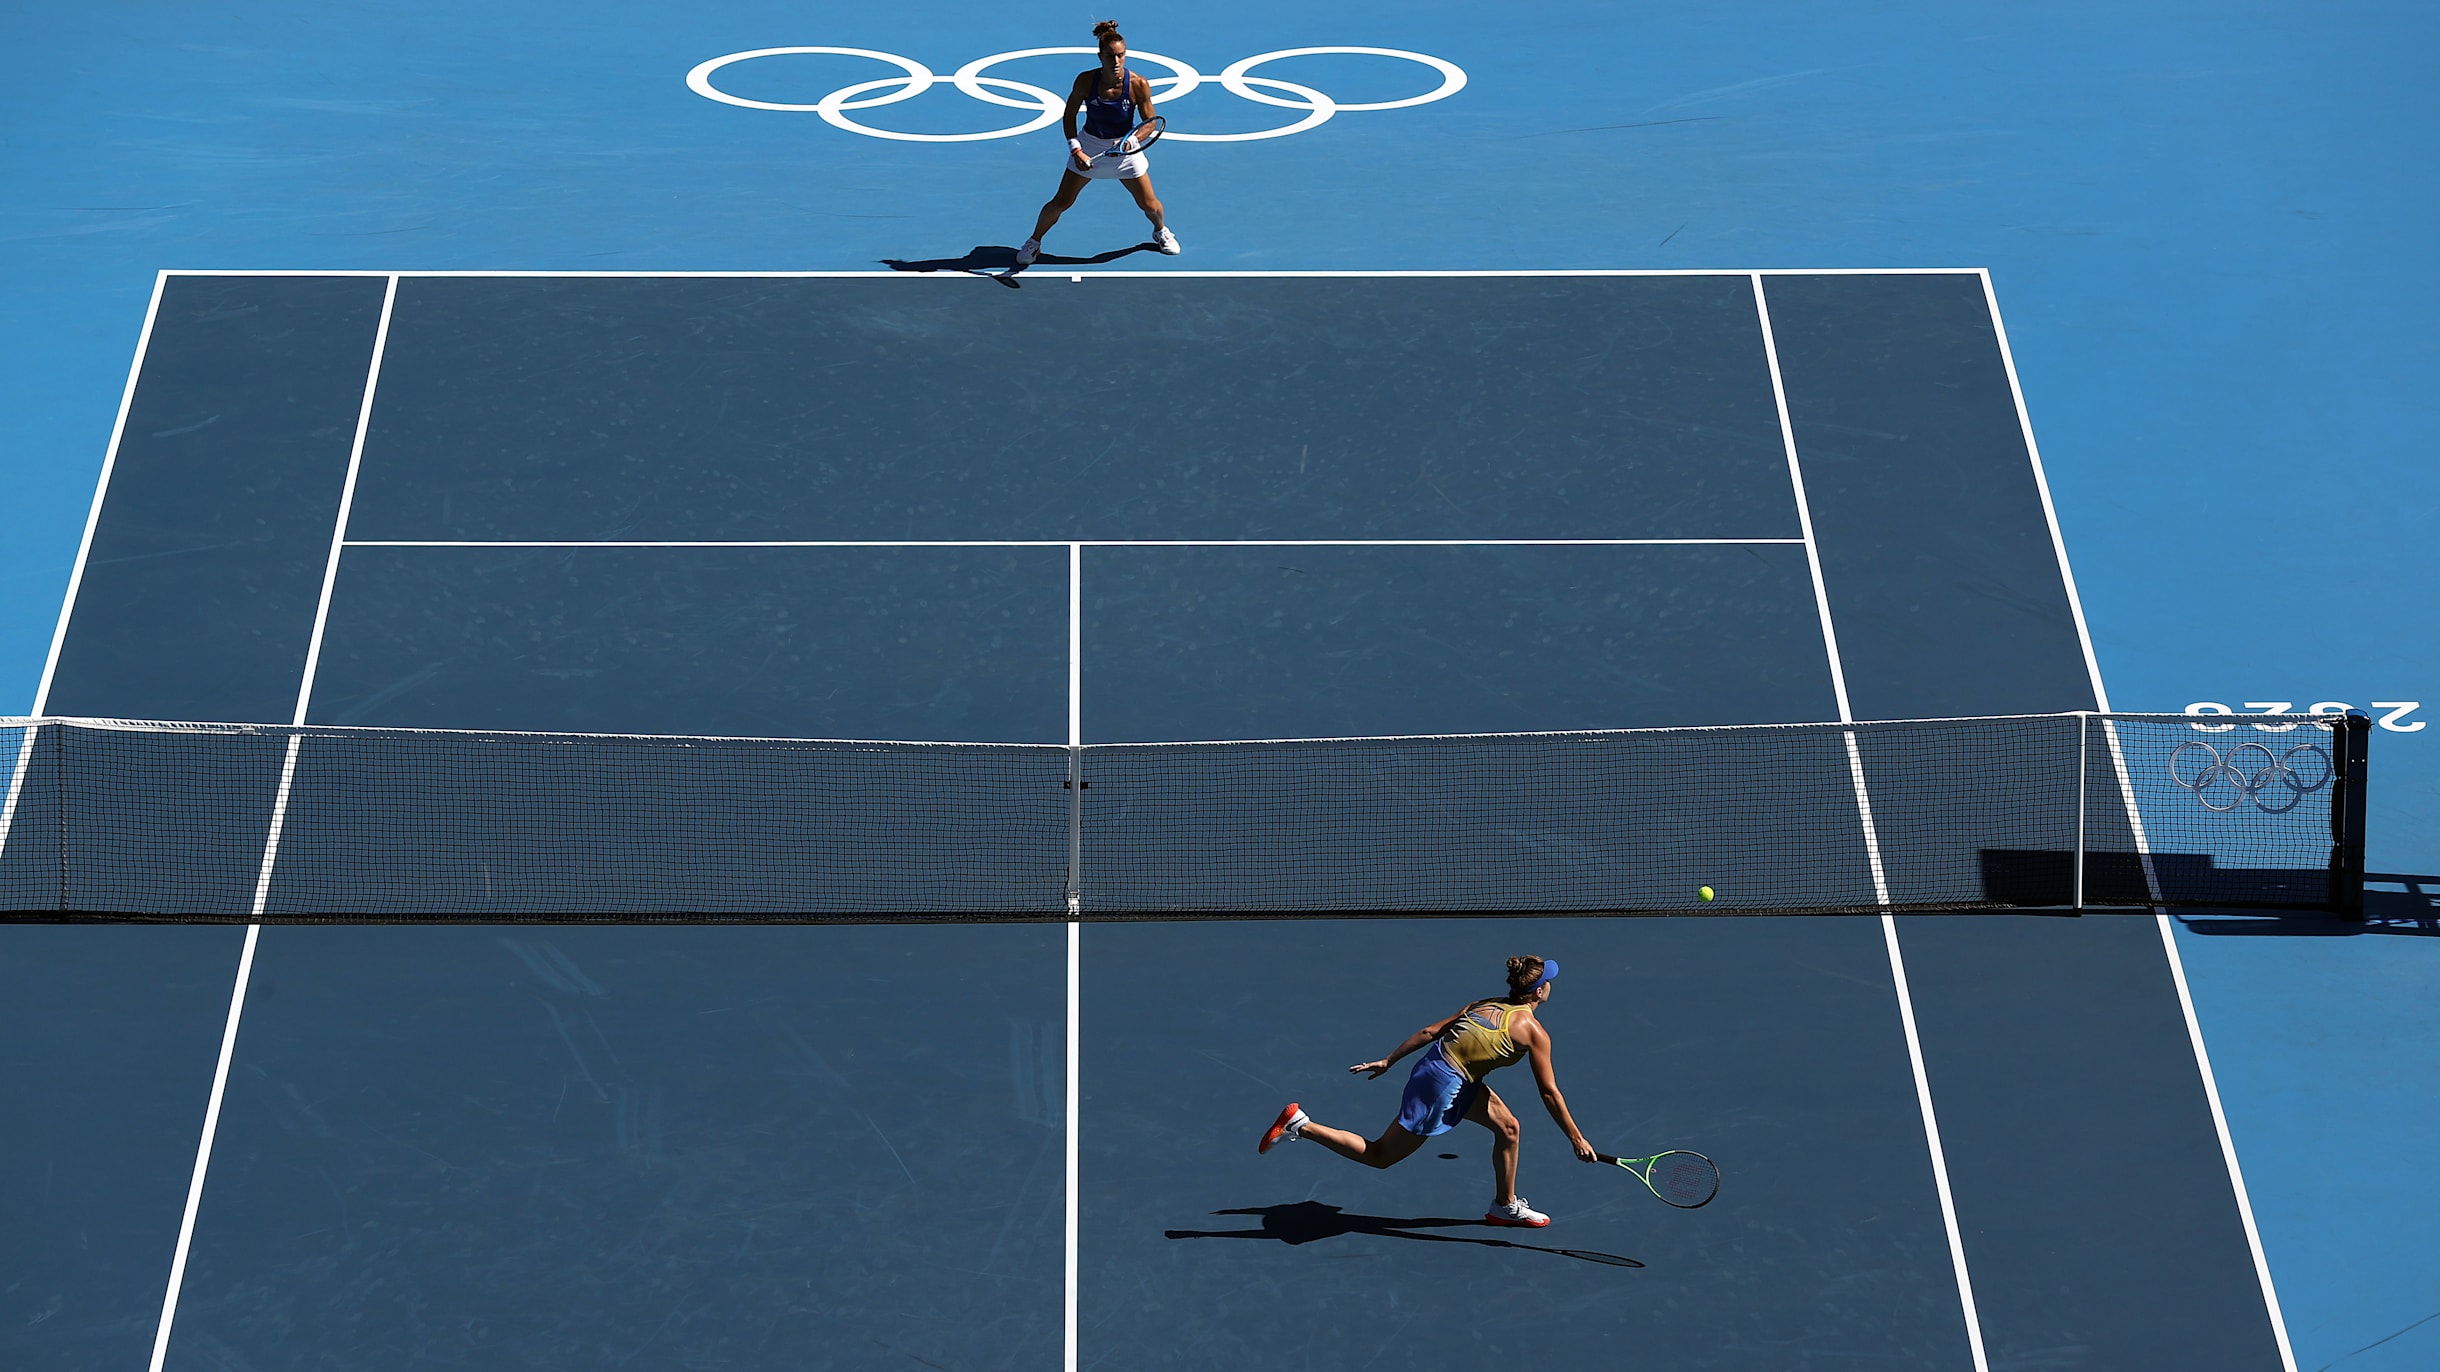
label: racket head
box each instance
[1126,116,1166,153]
[1600,1150,1720,1208]
[1647,1150,1720,1208]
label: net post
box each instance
[55,721,68,911]
[2072,712,2088,912]
[2329,710,2370,919]
[1065,744,1083,918]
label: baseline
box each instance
[150,268,1990,279]
[344,538,1805,549]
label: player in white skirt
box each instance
[1015,20,1179,266]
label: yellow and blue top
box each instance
[1437,1001,1533,1081]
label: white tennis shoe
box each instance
[1484,1196,1550,1228]
[1154,227,1180,255]
[1015,238,1041,266]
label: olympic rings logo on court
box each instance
[685,46,1466,143]
[2168,739,2332,814]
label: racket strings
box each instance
[1655,1156,1718,1206]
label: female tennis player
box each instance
[1013,20,1179,266]
[1258,956,1599,1228]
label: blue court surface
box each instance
[4,8,2437,1372]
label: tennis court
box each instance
[4,10,2436,1372]
[0,269,2302,1368]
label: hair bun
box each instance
[1093,19,1122,40]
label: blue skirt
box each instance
[1395,1047,1483,1138]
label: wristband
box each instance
[1068,138,1083,151]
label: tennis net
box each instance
[0,711,2367,920]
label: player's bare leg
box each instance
[1024,169,1091,255]
[1121,174,1179,253]
[1467,1086,1524,1204]
[1296,1117,1426,1170]
[1120,174,1166,234]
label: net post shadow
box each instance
[2173,875,2440,938]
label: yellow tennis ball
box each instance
[1697,886,1716,902]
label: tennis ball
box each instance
[1697,886,1716,902]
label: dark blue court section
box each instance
[344,275,1800,542]
[1765,273,2096,719]
[164,924,1064,1372]
[0,925,244,1371]
[307,546,1068,740]
[1083,919,1976,1370]
[42,275,384,723]
[1084,544,1834,741]
[1898,916,2283,1370]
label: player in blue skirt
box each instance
[1259,956,1598,1228]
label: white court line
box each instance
[1756,272,1987,1370]
[247,737,304,917]
[244,274,399,918]
[1064,921,1081,1372]
[0,723,40,868]
[1064,544,1082,1372]
[1751,275,1859,730]
[343,538,1804,549]
[1980,272,2297,1372]
[1978,272,2108,714]
[150,276,401,1372]
[292,275,402,729]
[32,271,170,716]
[146,923,260,1372]
[157,267,1987,280]
[2155,911,2298,1372]
[1880,918,1989,1371]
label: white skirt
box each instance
[1074,129,1149,181]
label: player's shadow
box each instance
[1164,1201,1643,1268]
[879,243,1160,286]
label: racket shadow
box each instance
[1164,1200,1644,1269]
[880,242,1164,286]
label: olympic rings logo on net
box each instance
[685,46,1466,143]
[2168,739,2333,814]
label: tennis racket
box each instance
[1597,1150,1719,1208]
[1090,116,1166,162]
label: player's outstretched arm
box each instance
[1350,1007,1467,1079]
[1524,1020,1598,1161]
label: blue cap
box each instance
[1531,958,1559,991]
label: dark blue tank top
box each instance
[1081,62,1134,140]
